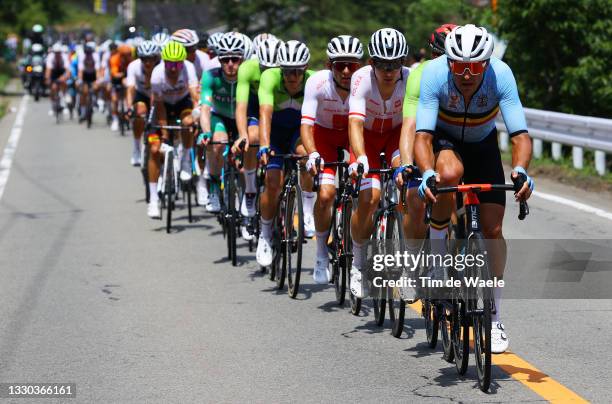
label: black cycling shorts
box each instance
[83,71,96,84]
[50,68,65,82]
[133,91,150,110]
[432,128,506,206]
[164,96,192,123]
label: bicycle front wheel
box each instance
[285,183,303,299]
[470,233,492,392]
[165,151,174,234]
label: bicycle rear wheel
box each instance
[284,183,303,298]
[423,299,439,348]
[470,233,492,392]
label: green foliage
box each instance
[498,0,612,118]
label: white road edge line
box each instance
[0,94,29,201]
[533,190,612,221]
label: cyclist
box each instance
[171,29,209,83]
[414,24,534,353]
[347,28,410,298]
[77,41,101,122]
[109,44,134,131]
[255,40,314,267]
[394,24,457,267]
[152,32,171,49]
[126,40,160,166]
[205,32,223,70]
[232,36,281,240]
[45,43,70,114]
[146,41,199,218]
[197,32,246,213]
[301,35,364,284]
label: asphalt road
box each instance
[0,92,611,403]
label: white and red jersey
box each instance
[151,60,198,104]
[348,65,409,133]
[301,69,350,130]
[126,58,157,97]
[45,52,69,71]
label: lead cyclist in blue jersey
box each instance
[414,24,534,354]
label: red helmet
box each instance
[429,23,457,55]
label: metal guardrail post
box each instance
[533,138,543,159]
[595,151,606,176]
[572,147,583,169]
[552,142,562,161]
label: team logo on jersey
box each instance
[477,94,488,107]
[448,92,459,109]
[394,99,402,108]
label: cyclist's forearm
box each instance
[199,105,212,133]
[235,102,248,139]
[156,101,169,139]
[300,124,316,155]
[348,118,366,157]
[414,132,434,172]
[259,105,273,147]
[399,117,416,165]
[189,87,199,106]
[510,132,532,170]
[126,86,135,107]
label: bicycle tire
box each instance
[372,211,387,326]
[165,150,174,234]
[187,181,193,223]
[423,299,439,348]
[470,233,492,392]
[385,209,406,338]
[440,303,454,363]
[274,208,286,289]
[285,183,303,299]
[228,169,238,266]
[332,200,348,305]
[452,298,469,375]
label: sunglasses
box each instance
[164,61,184,70]
[281,67,306,77]
[142,56,158,63]
[372,58,404,71]
[219,56,242,64]
[449,60,488,76]
[332,61,361,73]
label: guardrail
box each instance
[497,108,612,175]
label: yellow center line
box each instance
[407,302,588,403]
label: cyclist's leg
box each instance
[240,119,259,217]
[204,114,228,212]
[146,131,162,218]
[132,96,148,165]
[110,80,120,130]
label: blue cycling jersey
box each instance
[416,55,527,142]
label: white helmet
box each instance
[137,40,160,58]
[171,29,199,48]
[445,24,494,62]
[52,43,63,52]
[241,33,254,59]
[207,32,224,52]
[278,40,310,67]
[368,28,407,60]
[256,38,281,68]
[252,33,277,51]
[151,32,170,47]
[327,35,363,60]
[216,32,245,57]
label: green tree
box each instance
[497,0,612,118]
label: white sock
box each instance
[148,183,158,203]
[261,217,273,239]
[133,137,140,152]
[493,286,502,322]
[316,230,329,258]
[198,174,207,188]
[302,191,315,216]
[352,240,364,269]
[245,169,257,194]
[203,157,211,179]
[429,220,449,258]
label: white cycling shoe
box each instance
[303,213,315,238]
[491,321,509,354]
[179,170,191,182]
[240,193,256,217]
[256,236,273,267]
[241,225,254,241]
[110,118,119,132]
[349,266,368,298]
[131,148,141,166]
[313,255,330,284]
[147,202,161,219]
[206,193,221,213]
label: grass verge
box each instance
[502,149,612,193]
